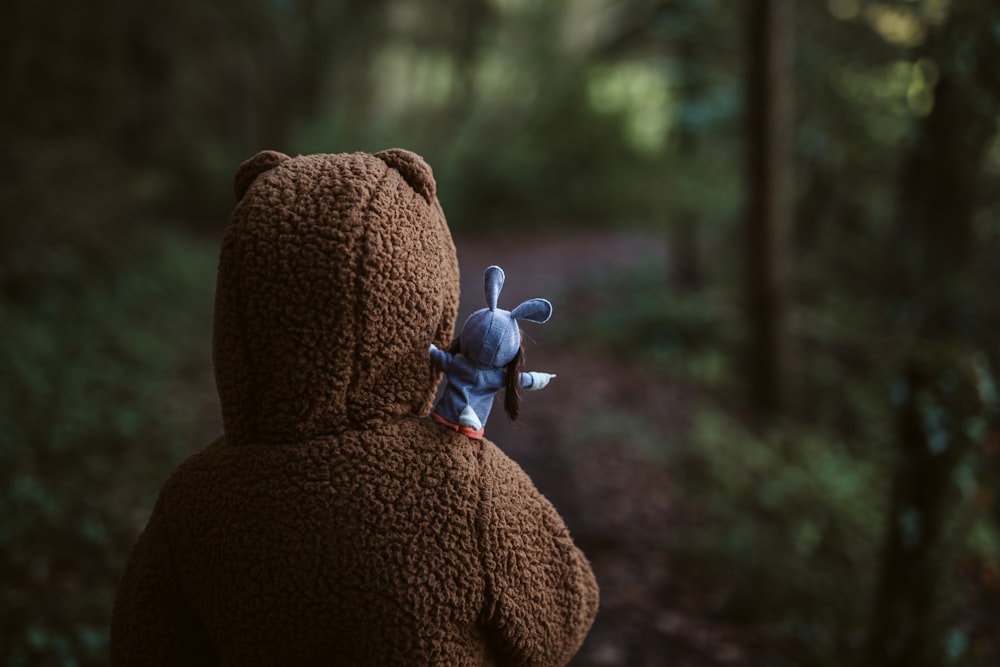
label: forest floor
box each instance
[455,232,756,666]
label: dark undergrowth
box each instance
[1,226,218,666]
[553,265,1000,666]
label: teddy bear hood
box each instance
[212,149,459,445]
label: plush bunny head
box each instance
[458,266,552,368]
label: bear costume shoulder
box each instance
[110,150,598,666]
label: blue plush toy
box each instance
[430,265,555,439]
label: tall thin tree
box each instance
[745,0,794,419]
[867,3,1000,664]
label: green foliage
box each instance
[680,406,890,662]
[0,228,217,666]
[555,259,1000,664]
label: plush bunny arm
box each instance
[429,344,453,372]
[110,498,215,666]
[478,445,599,666]
[520,371,555,390]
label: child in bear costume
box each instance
[430,265,555,439]
[110,149,598,666]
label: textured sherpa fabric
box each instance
[110,149,599,666]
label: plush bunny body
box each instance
[430,266,554,438]
[110,151,598,666]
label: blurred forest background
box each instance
[3,0,1000,664]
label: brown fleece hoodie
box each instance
[110,149,598,666]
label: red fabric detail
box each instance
[431,412,485,440]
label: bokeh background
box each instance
[3,0,1000,664]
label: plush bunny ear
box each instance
[511,298,552,324]
[234,150,290,201]
[484,265,505,311]
[375,148,437,204]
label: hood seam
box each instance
[346,164,392,411]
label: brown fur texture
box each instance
[110,149,598,666]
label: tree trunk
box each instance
[868,348,985,666]
[868,4,1000,664]
[671,37,704,292]
[745,0,794,419]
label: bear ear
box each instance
[511,298,552,324]
[234,150,290,201]
[375,148,436,204]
